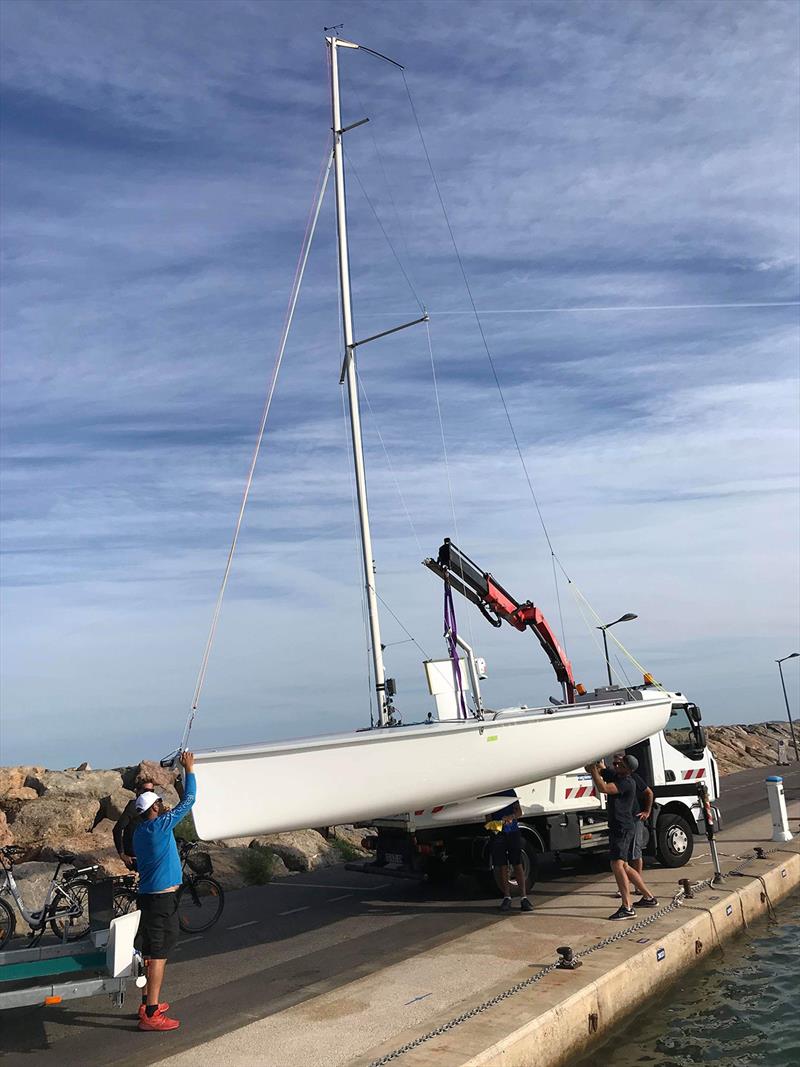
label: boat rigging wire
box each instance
[348,157,424,313]
[180,146,333,752]
[399,70,570,658]
[357,371,424,557]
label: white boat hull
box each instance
[189,694,671,840]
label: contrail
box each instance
[430,301,799,315]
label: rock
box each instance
[100,789,135,822]
[9,796,101,843]
[75,762,92,771]
[25,770,123,799]
[332,825,371,855]
[5,862,54,919]
[0,767,45,797]
[92,818,118,839]
[2,786,39,803]
[0,809,12,847]
[38,833,127,877]
[202,845,250,891]
[122,761,180,806]
[211,836,256,849]
[251,829,339,872]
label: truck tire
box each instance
[483,837,540,897]
[656,812,694,867]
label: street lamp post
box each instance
[597,613,638,687]
[776,652,800,762]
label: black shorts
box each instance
[135,891,179,959]
[609,829,635,862]
[490,829,522,867]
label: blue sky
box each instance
[1,0,798,769]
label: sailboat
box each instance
[187,36,671,843]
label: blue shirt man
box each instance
[134,772,197,894]
[133,750,196,1033]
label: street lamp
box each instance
[776,652,800,762]
[597,613,638,687]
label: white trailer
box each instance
[355,685,719,891]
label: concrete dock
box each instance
[1,764,797,1067]
[152,802,799,1067]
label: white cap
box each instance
[135,791,161,814]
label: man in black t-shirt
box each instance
[587,754,658,920]
[602,754,654,892]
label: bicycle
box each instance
[0,844,99,949]
[112,840,225,934]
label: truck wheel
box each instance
[482,838,539,897]
[656,812,694,867]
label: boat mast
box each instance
[328,36,391,727]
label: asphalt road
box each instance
[1,761,797,1065]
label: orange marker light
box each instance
[44,996,62,1005]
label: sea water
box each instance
[578,891,800,1067]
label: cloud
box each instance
[1,0,798,767]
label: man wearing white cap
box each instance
[133,750,196,1032]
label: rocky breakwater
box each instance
[668,721,797,775]
[0,761,371,921]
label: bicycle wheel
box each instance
[177,877,224,933]
[49,878,91,941]
[113,887,138,917]
[0,896,16,950]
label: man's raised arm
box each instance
[586,762,619,796]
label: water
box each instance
[578,892,800,1067]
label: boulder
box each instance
[100,789,135,822]
[0,809,12,847]
[37,834,127,878]
[202,845,250,891]
[2,786,39,803]
[92,818,118,839]
[0,767,45,797]
[210,836,256,849]
[25,769,123,799]
[251,829,339,872]
[122,761,180,806]
[9,796,101,843]
[332,825,372,855]
[5,862,54,919]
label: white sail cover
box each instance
[189,693,671,840]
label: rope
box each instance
[179,147,333,751]
[443,583,469,720]
[424,319,477,659]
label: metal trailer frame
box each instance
[0,913,143,1011]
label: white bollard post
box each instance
[765,776,793,842]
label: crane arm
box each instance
[424,538,578,704]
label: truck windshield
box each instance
[665,703,706,759]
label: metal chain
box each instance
[367,845,792,1067]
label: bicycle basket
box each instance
[186,850,212,876]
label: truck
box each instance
[351,541,720,892]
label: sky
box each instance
[1,0,798,770]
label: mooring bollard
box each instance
[765,776,793,842]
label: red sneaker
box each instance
[138,1012,180,1032]
[138,1002,169,1020]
